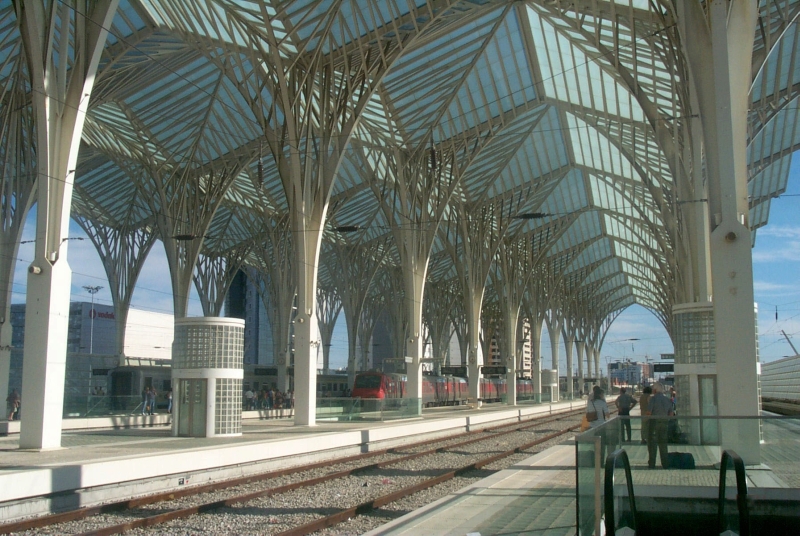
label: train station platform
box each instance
[0,399,583,522]
[365,410,800,536]
[365,439,578,536]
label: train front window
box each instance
[354,375,381,389]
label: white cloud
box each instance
[756,225,800,239]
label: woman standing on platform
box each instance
[586,386,611,464]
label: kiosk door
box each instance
[178,379,207,437]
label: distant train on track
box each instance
[351,371,534,406]
[108,364,350,404]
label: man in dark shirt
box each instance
[615,388,637,442]
[647,383,674,468]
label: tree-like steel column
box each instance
[75,216,157,365]
[523,276,549,404]
[679,0,760,462]
[0,51,36,405]
[423,279,458,376]
[193,244,252,318]
[371,144,459,404]
[247,215,296,392]
[315,284,341,375]
[544,311,563,402]
[492,236,533,406]
[16,0,119,449]
[444,195,522,405]
[358,288,386,375]
[324,239,388,386]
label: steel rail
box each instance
[73,413,583,536]
[276,423,583,536]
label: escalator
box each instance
[602,449,752,536]
[717,450,750,536]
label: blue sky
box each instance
[12,163,800,371]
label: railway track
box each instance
[762,398,800,416]
[1,408,586,535]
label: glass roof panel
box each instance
[538,168,589,217]
[567,114,636,181]
[384,9,505,144]
[528,7,645,122]
[564,238,613,274]
[751,24,799,101]
[442,9,536,137]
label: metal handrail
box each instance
[604,448,638,535]
[718,449,750,536]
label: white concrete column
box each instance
[593,348,600,380]
[576,340,585,395]
[0,320,12,415]
[466,295,483,405]
[293,310,316,425]
[17,0,119,449]
[679,0,760,461]
[20,261,71,449]
[406,336,422,413]
[549,329,560,402]
[565,336,574,399]
[531,319,543,402]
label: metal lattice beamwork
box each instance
[0,1,795,440]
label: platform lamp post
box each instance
[83,285,103,354]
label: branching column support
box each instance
[16,0,119,449]
[423,280,458,376]
[316,284,341,375]
[372,144,459,406]
[0,57,37,406]
[152,160,244,320]
[382,267,409,365]
[193,243,252,317]
[76,216,157,365]
[248,215,295,393]
[325,239,388,386]
[679,0,760,462]
[449,296,468,367]
[358,289,385,375]
[544,311,563,402]
[523,272,550,404]
[444,194,523,405]
[562,320,576,399]
[576,338,586,395]
[492,237,533,406]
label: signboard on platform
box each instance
[441,366,467,377]
[660,353,675,360]
[653,363,674,373]
[481,365,507,375]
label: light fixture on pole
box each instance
[83,285,103,354]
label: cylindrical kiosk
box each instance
[541,369,558,403]
[172,317,244,438]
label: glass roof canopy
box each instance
[2,0,797,335]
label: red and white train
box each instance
[351,371,534,406]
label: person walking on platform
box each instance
[6,389,19,420]
[647,382,674,469]
[142,387,150,415]
[639,386,652,444]
[148,388,157,415]
[615,388,636,442]
[586,386,610,463]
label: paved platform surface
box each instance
[362,410,800,536]
[365,441,579,536]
